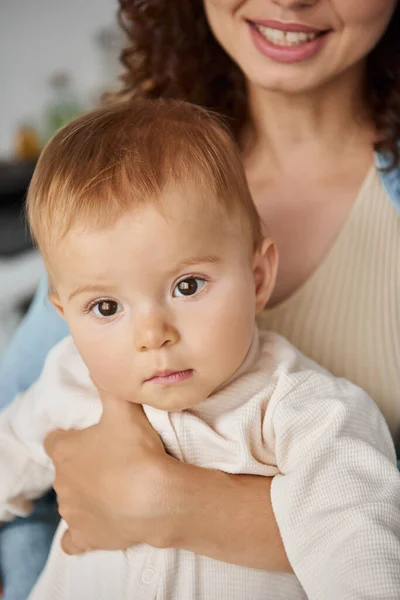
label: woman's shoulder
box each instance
[375,150,400,215]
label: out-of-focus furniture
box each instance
[0,160,44,357]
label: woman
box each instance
[1,0,399,597]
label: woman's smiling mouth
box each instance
[247,19,331,63]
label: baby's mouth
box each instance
[144,369,194,385]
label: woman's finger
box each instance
[100,390,146,424]
[93,385,166,451]
[43,428,79,461]
[90,376,147,425]
[61,528,90,556]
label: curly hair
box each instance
[115,1,400,168]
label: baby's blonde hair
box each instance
[27,99,262,257]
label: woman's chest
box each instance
[257,172,400,437]
[253,171,371,307]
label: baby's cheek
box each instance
[90,365,138,402]
[75,338,136,400]
[208,299,253,345]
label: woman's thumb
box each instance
[91,377,145,425]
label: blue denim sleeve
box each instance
[0,274,69,409]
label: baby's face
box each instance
[50,188,275,410]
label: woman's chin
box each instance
[245,63,330,96]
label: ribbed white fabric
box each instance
[0,332,400,599]
[258,167,400,439]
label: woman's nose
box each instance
[134,309,180,352]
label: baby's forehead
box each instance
[47,200,253,295]
[64,192,243,247]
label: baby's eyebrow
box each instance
[172,255,221,272]
[68,284,119,301]
[67,256,221,301]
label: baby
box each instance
[0,100,400,600]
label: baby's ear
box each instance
[49,292,65,318]
[253,237,278,313]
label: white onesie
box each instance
[1,330,400,600]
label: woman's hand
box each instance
[45,388,291,572]
[44,389,175,555]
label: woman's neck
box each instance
[243,63,375,172]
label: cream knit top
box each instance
[258,166,400,438]
[1,333,400,599]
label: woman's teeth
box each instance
[256,25,319,46]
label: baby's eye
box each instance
[173,277,206,297]
[91,299,123,318]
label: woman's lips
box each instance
[145,369,194,385]
[251,19,325,34]
[248,20,331,64]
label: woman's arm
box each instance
[0,275,69,408]
[45,389,291,572]
[163,459,290,571]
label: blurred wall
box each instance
[0,0,119,158]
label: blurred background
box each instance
[0,0,123,357]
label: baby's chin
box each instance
[138,386,211,412]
